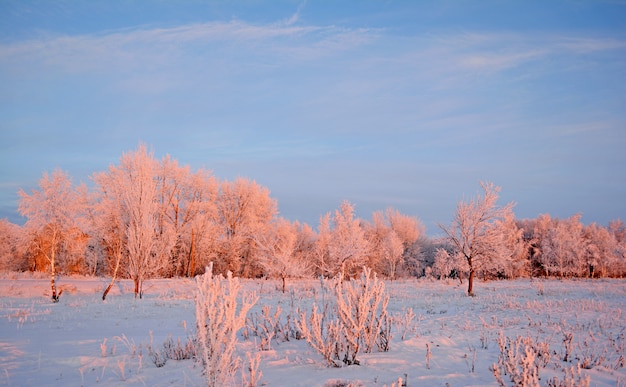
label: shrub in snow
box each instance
[247,304,282,351]
[383,375,407,387]
[395,307,417,341]
[297,267,391,367]
[243,351,263,387]
[546,364,590,387]
[297,301,344,367]
[333,267,391,363]
[323,380,364,387]
[491,333,540,387]
[195,264,258,386]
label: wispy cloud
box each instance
[283,0,307,26]
[0,20,375,75]
[556,36,626,53]
[459,50,546,71]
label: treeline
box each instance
[1,145,625,297]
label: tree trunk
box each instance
[134,277,141,299]
[188,228,195,277]
[50,272,59,303]
[102,250,122,301]
[102,282,114,301]
[467,268,475,296]
[281,275,286,294]
[50,249,59,303]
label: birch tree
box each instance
[94,144,165,298]
[439,182,514,296]
[122,145,164,297]
[18,169,87,302]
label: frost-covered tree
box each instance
[607,219,626,277]
[122,145,163,298]
[581,222,626,278]
[532,214,586,278]
[0,219,26,272]
[432,247,466,279]
[216,178,277,277]
[94,145,166,298]
[492,211,529,278]
[379,232,404,280]
[327,201,369,278]
[439,182,514,296]
[364,208,423,279]
[18,169,88,302]
[608,219,626,244]
[312,212,332,277]
[292,221,317,275]
[254,218,310,292]
[363,212,388,274]
[90,172,128,300]
[386,208,423,248]
[156,156,219,277]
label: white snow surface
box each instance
[1,273,625,387]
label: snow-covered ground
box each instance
[1,273,624,386]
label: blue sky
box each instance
[1,0,625,234]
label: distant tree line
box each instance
[1,145,624,300]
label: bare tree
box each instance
[439,182,514,296]
[18,169,87,302]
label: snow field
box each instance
[0,274,625,386]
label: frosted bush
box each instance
[297,302,344,367]
[395,307,416,341]
[243,352,263,387]
[491,333,543,387]
[334,267,391,363]
[247,304,282,351]
[298,267,391,366]
[195,265,258,386]
[546,364,590,387]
